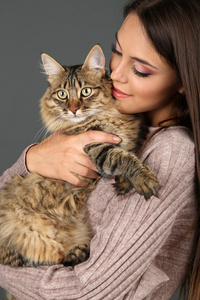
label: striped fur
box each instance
[0,45,159,277]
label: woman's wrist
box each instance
[26,144,41,174]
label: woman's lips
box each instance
[112,86,132,99]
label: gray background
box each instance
[0,1,182,299]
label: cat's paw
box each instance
[132,165,160,199]
[113,175,133,195]
[64,244,90,267]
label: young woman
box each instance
[0,0,199,299]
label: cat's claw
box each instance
[113,175,133,195]
[132,165,160,199]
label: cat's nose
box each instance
[70,108,78,115]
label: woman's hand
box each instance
[26,131,121,186]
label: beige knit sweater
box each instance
[0,126,198,300]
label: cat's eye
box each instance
[57,90,68,101]
[81,88,92,97]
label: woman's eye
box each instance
[57,90,67,100]
[81,88,92,97]
[111,43,122,56]
[133,65,151,78]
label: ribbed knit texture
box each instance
[0,146,31,190]
[0,127,198,300]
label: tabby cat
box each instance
[0,45,159,273]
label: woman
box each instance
[0,0,199,299]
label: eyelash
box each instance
[111,43,122,56]
[111,43,151,78]
[133,65,151,78]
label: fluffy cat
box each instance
[0,45,159,273]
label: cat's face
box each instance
[40,46,113,132]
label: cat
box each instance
[0,45,160,273]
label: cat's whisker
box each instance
[47,117,68,137]
[31,117,49,142]
[46,115,63,131]
[35,118,63,151]
[0,46,160,280]
[44,120,67,149]
[33,124,49,142]
[54,130,65,144]
[37,116,63,142]
[45,130,61,150]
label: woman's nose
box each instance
[110,63,128,83]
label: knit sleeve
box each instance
[0,146,33,190]
[0,127,197,300]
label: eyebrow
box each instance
[115,32,158,70]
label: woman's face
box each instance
[110,13,182,126]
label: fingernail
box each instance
[113,136,121,143]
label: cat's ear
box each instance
[82,45,106,75]
[41,53,65,82]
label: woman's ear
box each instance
[178,86,184,94]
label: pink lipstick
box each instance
[112,86,132,99]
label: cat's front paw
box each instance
[133,165,160,199]
[113,175,133,195]
[64,244,90,267]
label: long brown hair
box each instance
[124,0,200,299]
